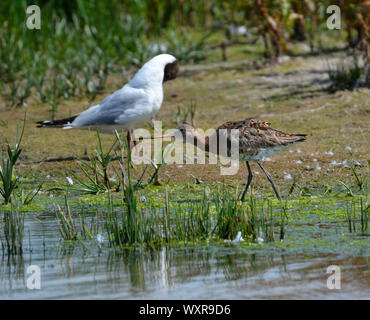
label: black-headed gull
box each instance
[37,54,179,147]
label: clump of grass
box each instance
[147,143,171,186]
[55,198,78,241]
[61,130,159,194]
[104,131,152,246]
[0,117,41,206]
[214,189,244,240]
[65,131,119,194]
[94,136,287,247]
[55,196,98,242]
[0,120,24,204]
[339,149,368,196]
[347,156,366,192]
[174,101,197,126]
[360,199,369,235]
[327,57,362,92]
[102,181,287,247]
[345,198,369,235]
[345,201,356,233]
[0,203,25,255]
[218,190,285,243]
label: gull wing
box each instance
[71,85,147,128]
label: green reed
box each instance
[55,196,99,242]
[100,182,287,248]
[360,199,369,235]
[0,203,25,255]
[0,120,25,204]
[345,198,369,235]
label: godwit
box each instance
[37,54,179,148]
[158,118,306,201]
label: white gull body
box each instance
[62,54,177,133]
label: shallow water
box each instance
[1,208,369,300]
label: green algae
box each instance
[28,180,367,258]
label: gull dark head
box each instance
[129,54,178,87]
[151,53,178,82]
[163,60,179,82]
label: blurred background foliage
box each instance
[0,0,369,115]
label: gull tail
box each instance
[36,116,77,128]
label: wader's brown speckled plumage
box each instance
[177,118,307,201]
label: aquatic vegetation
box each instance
[326,144,368,199]
[0,119,42,206]
[33,179,370,256]
[345,198,369,235]
[102,137,288,247]
[58,182,288,248]
[55,196,100,243]
[55,198,78,241]
[0,121,24,204]
[114,130,170,188]
[51,178,369,251]
[360,199,369,235]
[0,203,24,255]
[346,156,367,192]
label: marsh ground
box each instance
[0,45,368,197]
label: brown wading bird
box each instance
[155,118,307,201]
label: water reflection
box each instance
[0,214,369,299]
[0,254,26,293]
